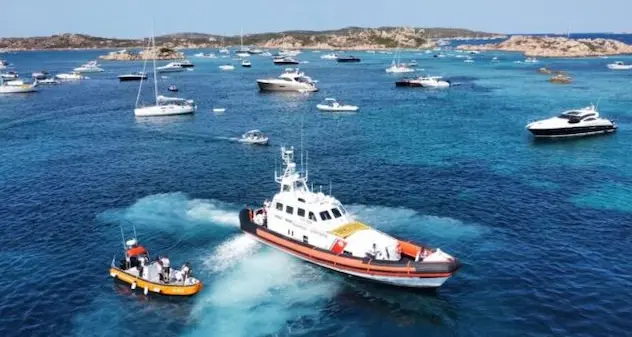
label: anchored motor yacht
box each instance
[32,71,48,80]
[256,68,318,92]
[607,61,632,70]
[241,59,252,68]
[1,71,18,80]
[239,147,461,288]
[73,60,104,73]
[0,79,38,94]
[179,60,194,68]
[156,62,186,73]
[396,76,450,88]
[278,49,301,57]
[526,105,617,138]
[239,129,269,145]
[273,56,300,65]
[118,72,148,81]
[337,55,361,63]
[316,98,359,112]
[34,78,60,85]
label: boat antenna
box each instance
[151,17,158,106]
[119,224,127,250]
[300,113,304,172]
[329,180,332,196]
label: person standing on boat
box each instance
[161,256,171,283]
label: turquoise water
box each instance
[1,41,632,337]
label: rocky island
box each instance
[458,35,632,57]
[0,27,502,52]
[98,47,184,61]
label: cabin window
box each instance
[343,250,352,256]
[276,202,283,211]
[286,206,294,215]
[339,206,347,215]
[297,208,306,217]
[584,117,596,122]
[308,212,317,221]
[283,184,291,192]
[320,211,332,221]
[298,198,305,203]
[331,208,342,218]
[303,235,309,244]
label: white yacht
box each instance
[235,29,250,58]
[55,72,86,80]
[73,60,104,73]
[320,52,338,60]
[278,49,301,57]
[316,98,359,112]
[607,61,632,70]
[526,105,616,138]
[239,146,461,289]
[156,62,186,73]
[134,33,196,117]
[0,79,38,94]
[256,68,318,92]
[418,76,451,88]
[1,71,18,79]
[32,71,49,80]
[385,61,415,73]
[239,130,269,145]
[219,64,235,71]
[35,78,60,85]
[241,59,251,68]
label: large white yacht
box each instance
[256,68,318,92]
[239,147,461,289]
[526,105,617,138]
[156,62,186,73]
[73,60,104,73]
[0,79,38,94]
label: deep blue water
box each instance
[1,40,632,337]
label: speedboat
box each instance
[135,95,196,117]
[417,76,451,88]
[320,52,338,60]
[257,68,318,92]
[385,61,415,73]
[73,60,104,73]
[273,56,300,65]
[239,129,269,145]
[0,79,38,94]
[316,98,359,112]
[118,72,147,81]
[110,237,202,296]
[241,59,252,68]
[524,57,538,63]
[55,72,86,80]
[607,61,632,70]
[239,146,461,289]
[337,55,361,63]
[1,71,18,79]
[156,62,186,73]
[179,60,194,68]
[168,85,178,92]
[219,64,235,71]
[526,105,616,138]
[34,78,60,85]
[32,71,49,80]
[395,77,424,87]
[248,49,264,55]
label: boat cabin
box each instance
[559,106,599,123]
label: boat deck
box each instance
[120,261,198,286]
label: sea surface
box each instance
[1,36,632,337]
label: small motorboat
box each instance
[73,60,104,73]
[273,56,300,65]
[212,108,226,113]
[241,59,252,68]
[219,64,235,71]
[110,238,203,296]
[417,76,451,88]
[607,61,632,70]
[55,72,86,80]
[239,129,269,145]
[168,85,178,92]
[524,57,538,63]
[0,79,38,94]
[32,71,48,80]
[316,98,359,112]
[1,71,19,80]
[118,72,147,81]
[385,61,415,73]
[526,105,617,138]
[336,55,361,63]
[395,77,423,87]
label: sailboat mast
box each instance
[152,21,158,106]
[241,28,243,49]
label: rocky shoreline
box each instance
[458,35,632,57]
[98,47,184,61]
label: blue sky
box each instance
[2,0,630,38]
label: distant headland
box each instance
[458,35,632,57]
[0,27,504,52]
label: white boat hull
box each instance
[156,67,185,73]
[0,85,37,93]
[73,67,104,73]
[257,80,317,92]
[607,64,632,70]
[134,104,196,117]
[244,232,450,288]
[316,104,359,112]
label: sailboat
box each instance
[236,29,250,58]
[134,35,196,117]
[219,36,229,54]
[385,48,414,73]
